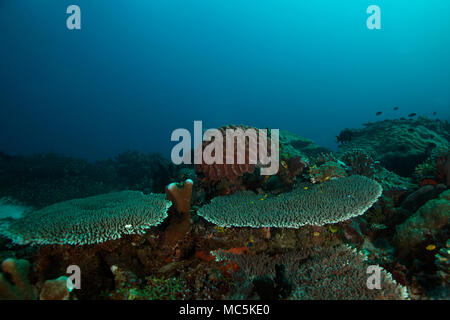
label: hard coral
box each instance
[290,246,408,300]
[214,246,408,300]
[0,191,171,245]
[338,118,448,176]
[198,175,382,228]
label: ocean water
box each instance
[1,0,449,160]
[1,1,450,303]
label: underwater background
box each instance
[0,0,449,301]
[0,0,449,159]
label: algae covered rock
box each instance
[338,118,449,176]
[396,190,450,252]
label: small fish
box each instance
[393,106,399,110]
[304,186,308,190]
[425,244,436,251]
[313,231,320,237]
[376,111,382,116]
[328,225,339,233]
[408,113,417,117]
[400,117,406,121]
[433,112,437,116]
[408,128,415,133]
[281,160,288,169]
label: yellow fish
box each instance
[281,160,288,169]
[313,231,320,237]
[425,244,436,251]
[328,225,339,233]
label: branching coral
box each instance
[290,246,408,300]
[0,191,171,245]
[197,175,382,228]
[213,246,408,300]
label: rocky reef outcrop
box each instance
[337,117,449,177]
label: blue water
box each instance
[1,0,449,160]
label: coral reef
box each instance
[0,153,119,208]
[339,148,379,177]
[396,190,449,257]
[114,151,175,193]
[290,246,408,300]
[0,121,447,301]
[309,161,347,184]
[0,191,171,245]
[338,118,449,176]
[213,245,408,300]
[279,130,330,160]
[197,175,382,228]
[39,276,70,300]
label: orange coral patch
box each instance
[419,179,437,187]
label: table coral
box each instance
[197,175,382,228]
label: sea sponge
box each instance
[0,258,37,300]
[40,276,70,300]
[0,191,172,245]
[165,179,193,214]
[197,175,382,228]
